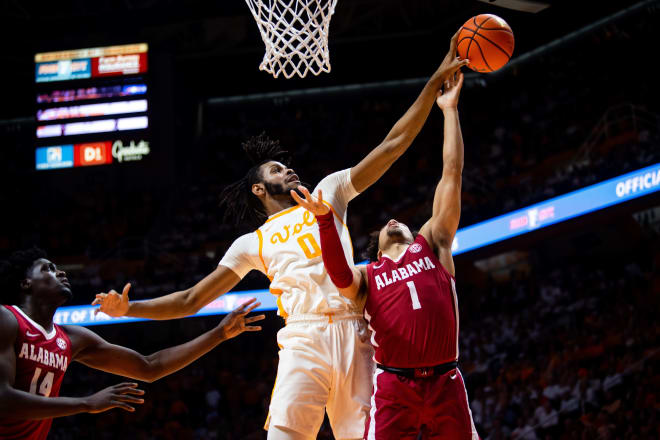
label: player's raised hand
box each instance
[433,30,469,82]
[436,70,464,110]
[290,186,330,217]
[92,283,131,317]
[217,297,265,340]
[84,382,145,414]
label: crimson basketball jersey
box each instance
[365,235,459,368]
[0,305,72,440]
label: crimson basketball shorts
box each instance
[364,367,479,440]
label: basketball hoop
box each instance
[244,0,338,79]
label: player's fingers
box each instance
[122,283,131,299]
[114,394,145,404]
[290,189,306,206]
[237,297,257,310]
[300,186,312,200]
[316,189,323,205]
[450,29,460,52]
[242,301,261,314]
[117,387,145,396]
[245,314,265,323]
[114,382,139,389]
[456,71,464,87]
[245,326,262,331]
[111,401,136,412]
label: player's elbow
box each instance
[136,357,162,383]
[181,288,204,316]
[384,133,414,156]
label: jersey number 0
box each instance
[297,233,322,259]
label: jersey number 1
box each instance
[29,367,54,397]
[407,281,422,310]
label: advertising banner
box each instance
[74,141,113,167]
[35,146,74,170]
[36,58,91,83]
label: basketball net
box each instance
[244,0,338,79]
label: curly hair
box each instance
[0,247,47,305]
[362,230,381,262]
[219,132,291,227]
[361,228,419,262]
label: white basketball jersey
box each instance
[219,169,363,317]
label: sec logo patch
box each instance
[56,337,67,350]
[409,243,422,253]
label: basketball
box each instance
[457,14,515,73]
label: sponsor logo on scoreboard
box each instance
[36,58,92,83]
[36,146,74,170]
[112,140,150,162]
[92,53,147,77]
[74,142,113,167]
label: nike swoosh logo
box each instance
[26,331,40,337]
[450,373,457,380]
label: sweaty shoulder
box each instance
[313,169,359,217]
[218,232,261,279]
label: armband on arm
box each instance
[316,212,354,288]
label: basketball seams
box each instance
[470,38,494,72]
[465,16,493,68]
[459,26,513,59]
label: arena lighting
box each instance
[56,162,660,326]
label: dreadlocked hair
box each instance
[0,247,47,305]
[219,132,291,227]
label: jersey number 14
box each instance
[29,367,54,397]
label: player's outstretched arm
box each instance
[67,299,264,383]
[291,187,366,300]
[92,264,242,319]
[419,71,465,277]
[349,31,468,194]
[0,307,144,420]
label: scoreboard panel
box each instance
[34,43,150,171]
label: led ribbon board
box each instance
[57,162,660,326]
[451,162,660,255]
[54,291,277,327]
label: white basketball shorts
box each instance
[265,313,375,439]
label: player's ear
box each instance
[252,182,266,197]
[20,278,31,291]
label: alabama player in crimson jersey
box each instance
[0,248,264,440]
[292,69,479,439]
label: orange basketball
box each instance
[457,14,514,73]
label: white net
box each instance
[245,0,338,79]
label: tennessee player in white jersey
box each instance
[93,33,468,440]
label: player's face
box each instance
[378,219,414,250]
[259,161,301,195]
[25,258,73,304]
